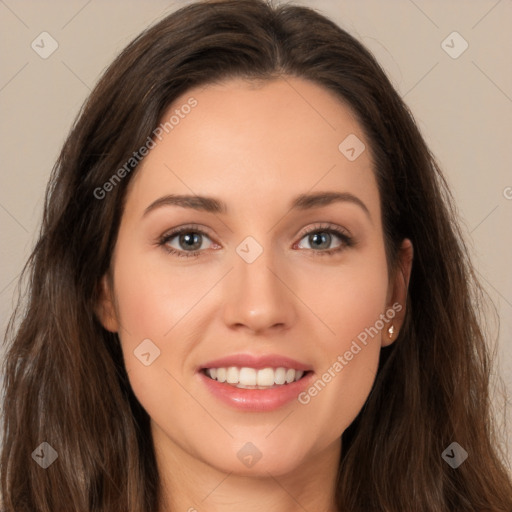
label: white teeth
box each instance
[226,366,239,384]
[216,367,226,383]
[239,367,257,386]
[205,366,306,388]
[274,367,286,385]
[256,367,275,387]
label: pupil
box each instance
[311,232,330,249]
[180,233,201,250]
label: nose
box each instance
[222,245,297,334]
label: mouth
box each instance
[201,366,311,390]
[197,353,315,412]
[197,354,315,411]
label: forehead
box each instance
[124,76,379,222]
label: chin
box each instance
[198,435,315,477]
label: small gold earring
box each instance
[387,325,395,339]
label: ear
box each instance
[382,238,413,347]
[95,273,119,333]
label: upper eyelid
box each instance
[160,224,214,241]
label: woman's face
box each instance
[98,76,410,478]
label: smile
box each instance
[198,354,314,411]
[203,366,307,389]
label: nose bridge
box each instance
[222,234,296,332]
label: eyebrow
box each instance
[143,191,371,220]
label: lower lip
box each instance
[198,371,315,412]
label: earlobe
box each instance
[382,238,413,347]
[95,274,119,333]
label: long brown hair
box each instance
[2,1,511,510]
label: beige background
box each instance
[1,0,511,460]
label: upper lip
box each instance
[199,353,313,372]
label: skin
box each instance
[97,76,413,512]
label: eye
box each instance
[158,223,354,258]
[158,225,216,258]
[295,223,354,256]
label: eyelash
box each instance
[157,223,355,259]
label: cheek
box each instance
[309,250,389,353]
[109,247,202,407]
[111,258,205,447]
[111,244,210,346]
[297,252,389,436]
